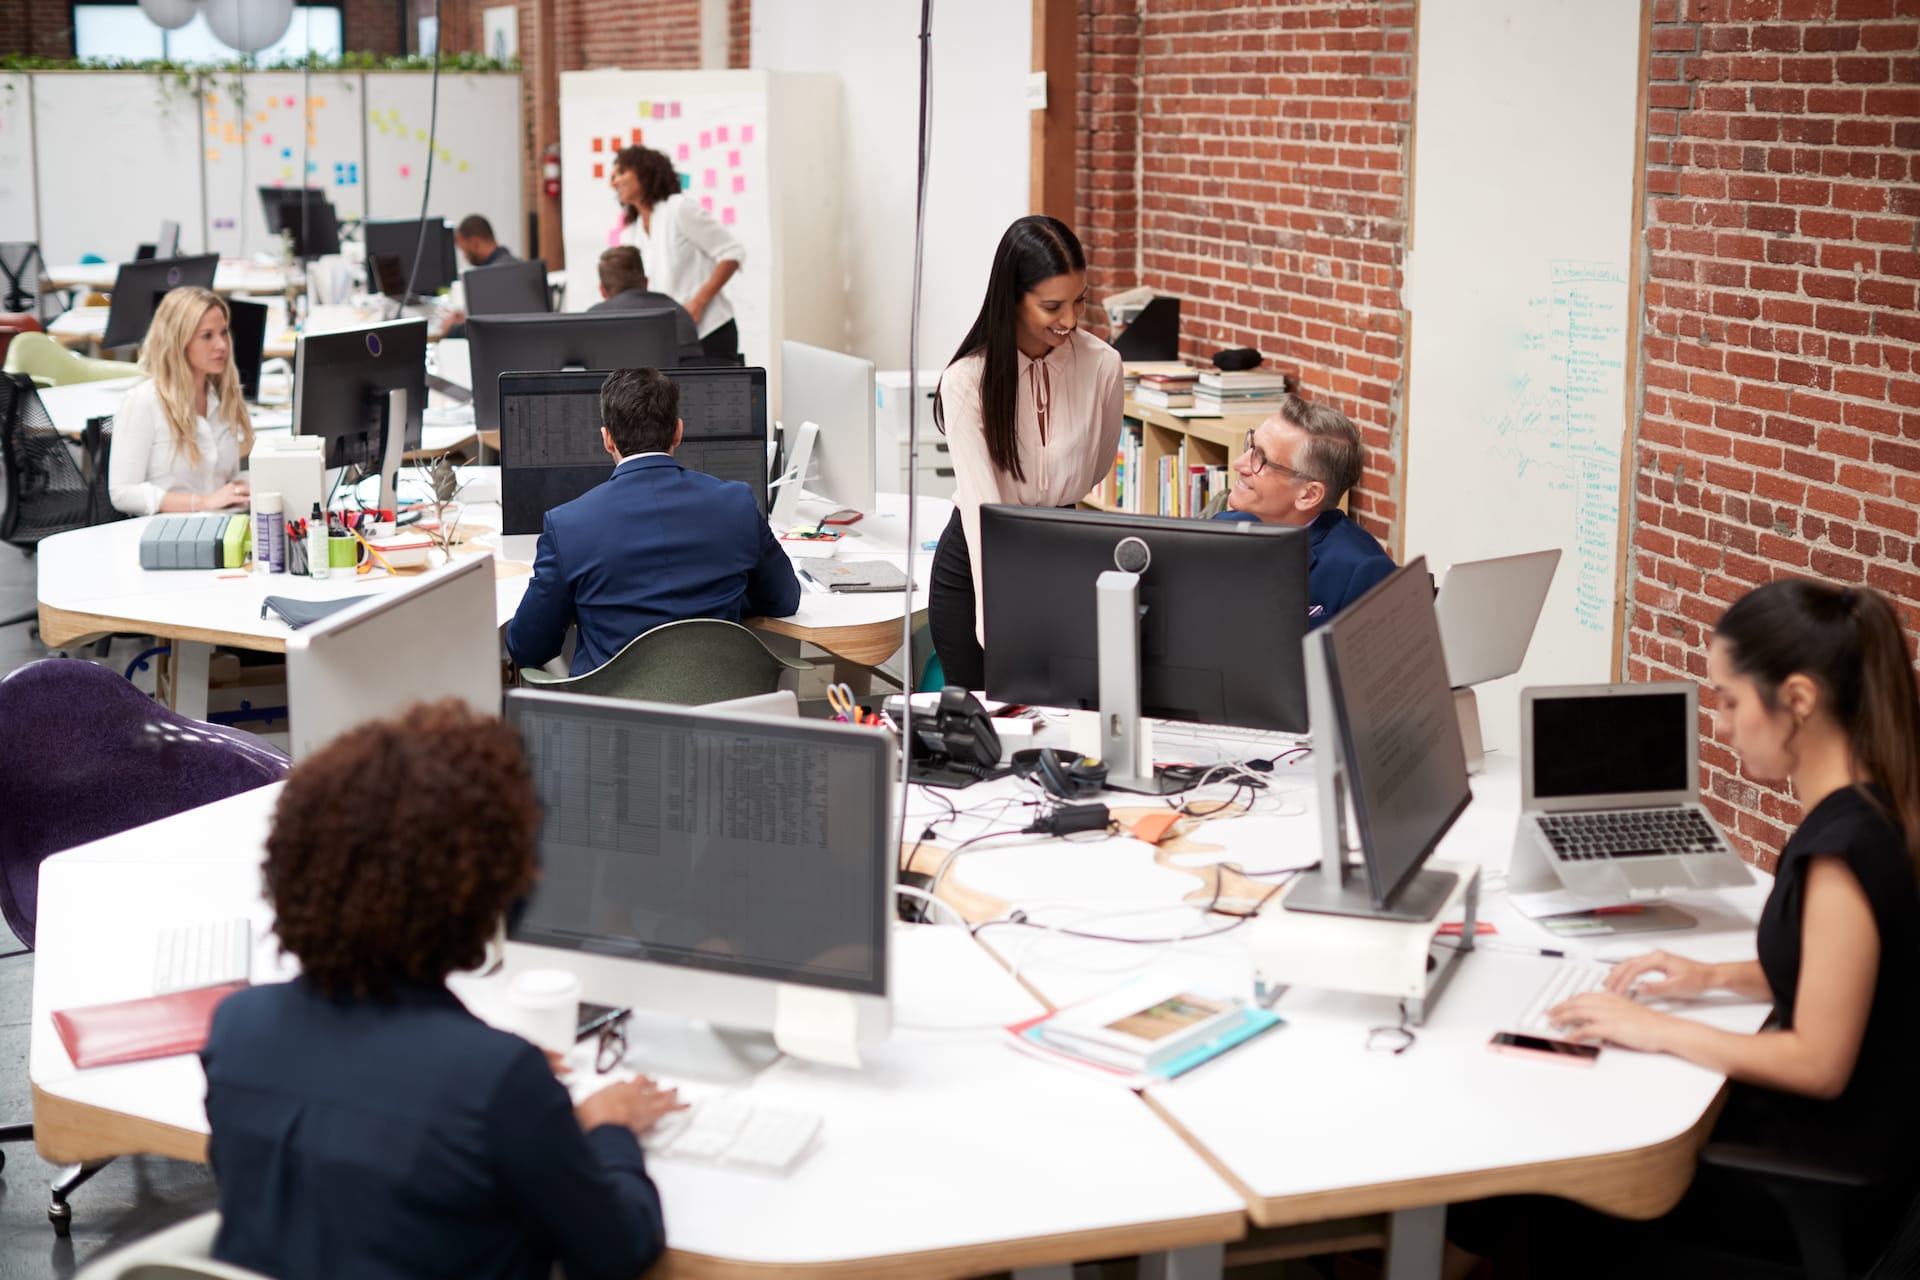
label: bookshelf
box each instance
[1085,400,1271,517]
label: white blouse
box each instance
[619,193,747,339]
[108,379,245,517]
[941,327,1126,640]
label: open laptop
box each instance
[1435,548,1561,688]
[1508,682,1752,914]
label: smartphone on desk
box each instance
[1488,1031,1601,1067]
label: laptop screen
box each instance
[1532,691,1691,799]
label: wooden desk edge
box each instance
[750,610,925,668]
[38,604,288,655]
[32,1082,208,1165]
[1146,1089,1726,1229]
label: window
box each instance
[73,3,346,63]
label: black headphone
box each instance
[1012,748,1109,800]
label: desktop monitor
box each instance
[292,318,427,476]
[259,187,341,258]
[158,220,180,258]
[980,505,1311,791]
[466,311,683,436]
[363,217,459,297]
[284,555,501,761]
[463,258,551,318]
[1435,548,1561,689]
[780,341,875,515]
[502,690,893,1076]
[226,299,268,403]
[102,254,219,349]
[497,367,769,534]
[1286,558,1473,922]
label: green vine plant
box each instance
[0,52,519,75]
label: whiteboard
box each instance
[203,72,367,259]
[560,72,772,346]
[363,73,524,259]
[0,75,37,243]
[1401,0,1645,753]
[33,73,208,264]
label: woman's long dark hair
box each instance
[613,145,681,225]
[1716,579,1920,872]
[933,216,1086,483]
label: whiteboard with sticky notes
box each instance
[364,72,525,261]
[201,72,367,260]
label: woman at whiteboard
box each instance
[929,215,1123,689]
[108,286,254,517]
[610,145,745,360]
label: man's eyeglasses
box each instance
[1241,430,1319,484]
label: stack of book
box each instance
[1154,436,1230,517]
[1006,978,1282,1088]
[1133,368,1200,409]
[1122,360,1197,398]
[1194,370,1293,417]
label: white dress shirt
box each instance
[107,379,246,517]
[941,327,1125,640]
[619,193,746,340]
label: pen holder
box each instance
[286,538,308,575]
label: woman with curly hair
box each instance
[201,701,676,1280]
[609,143,745,359]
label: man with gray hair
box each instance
[1212,393,1394,626]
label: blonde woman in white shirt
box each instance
[610,145,746,359]
[108,286,254,517]
[930,216,1124,688]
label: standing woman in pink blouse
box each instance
[930,216,1124,688]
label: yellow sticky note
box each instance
[256,111,268,124]
[438,146,451,162]
[206,92,218,105]
[313,96,327,109]
[638,100,650,117]
[457,160,468,173]
[415,128,426,141]
[281,166,293,179]
[208,148,221,162]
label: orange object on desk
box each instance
[1132,812,1181,845]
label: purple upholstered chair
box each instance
[0,658,287,1233]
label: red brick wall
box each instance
[1075,0,1144,341]
[729,0,751,68]
[1627,0,1920,871]
[1096,0,1417,541]
[345,0,406,55]
[561,0,702,70]
[0,0,73,57]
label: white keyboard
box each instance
[153,918,251,995]
[1151,720,1306,751]
[1511,961,1610,1037]
[642,1098,823,1174]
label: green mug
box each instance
[328,532,369,569]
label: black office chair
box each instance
[0,242,47,318]
[1,376,121,627]
[1665,1143,1920,1279]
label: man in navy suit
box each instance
[506,367,800,675]
[1213,395,1394,626]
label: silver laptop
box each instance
[1509,682,1752,906]
[1435,549,1560,689]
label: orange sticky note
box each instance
[631,127,643,144]
[593,162,604,178]
[1132,812,1180,845]
[592,137,603,152]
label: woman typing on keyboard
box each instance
[200,702,681,1280]
[1448,580,1920,1277]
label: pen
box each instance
[1478,941,1569,959]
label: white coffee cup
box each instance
[505,968,580,1054]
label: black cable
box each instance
[402,0,445,305]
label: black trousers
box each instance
[929,507,984,690]
[699,319,738,359]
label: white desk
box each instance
[31,785,1248,1278]
[41,261,296,298]
[936,744,1773,1279]
[48,299,364,360]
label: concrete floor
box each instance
[0,548,222,1279]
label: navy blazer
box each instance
[1214,507,1395,627]
[202,979,664,1280]
[506,454,800,675]
[588,288,704,364]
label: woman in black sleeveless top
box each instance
[1449,580,1920,1275]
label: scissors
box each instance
[826,683,859,723]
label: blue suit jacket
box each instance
[506,454,801,676]
[202,980,664,1280]
[1214,507,1395,627]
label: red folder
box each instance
[51,982,247,1069]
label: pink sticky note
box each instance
[701,196,713,211]
[728,150,740,167]
[699,131,712,149]
[285,97,297,107]
[722,206,736,226]
[399,164,411,178]
[703,169,717,187]
[676,143,690,161]
[262,134,273,145]
[717,126,730,143]
[651,103,663,119]
[731,174,745,194]
[742,125,754,144]
[670,102,681,118]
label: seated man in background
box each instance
[1212,394,1394,626]
[506,367,800,676]
[454,214,515,268]
[588,246,704,365]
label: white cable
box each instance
[890,884,970,928]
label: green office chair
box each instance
[2,332,131,388]
[69,1210,273,1279]
[518,618,812,704]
